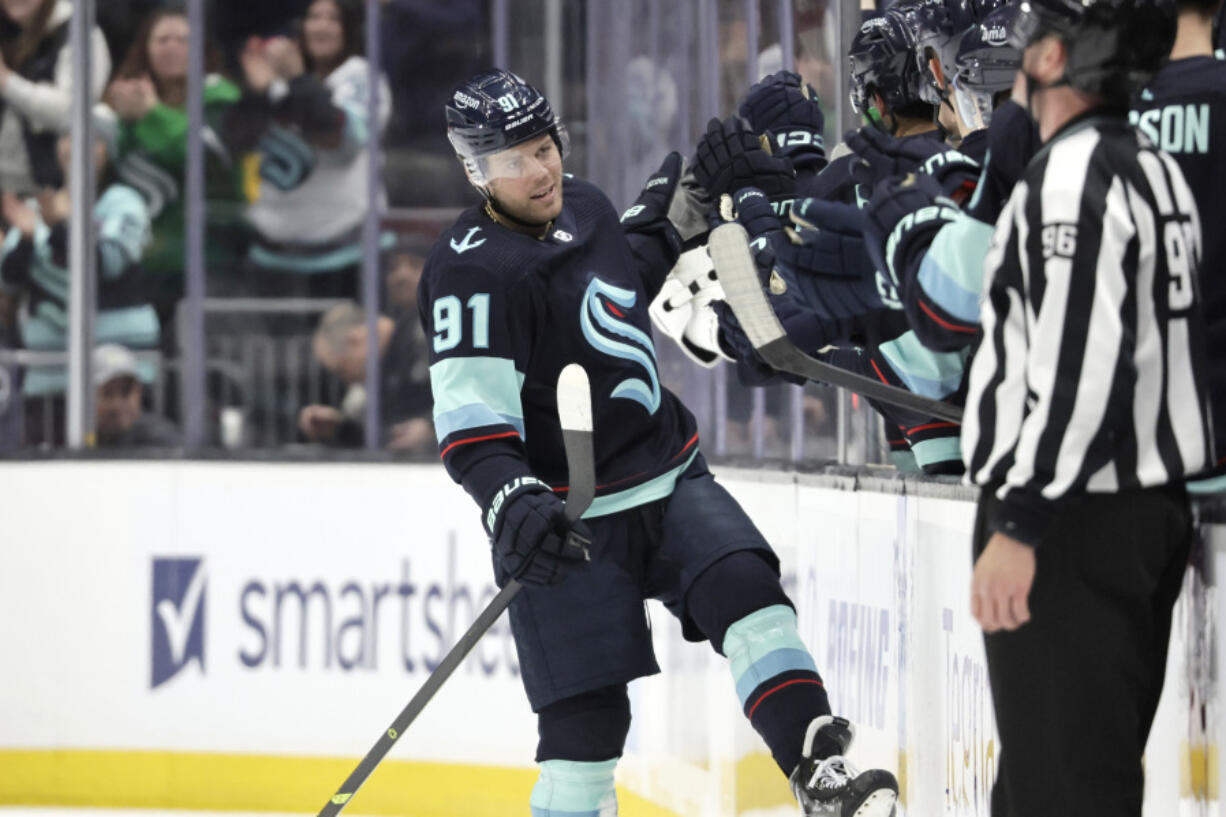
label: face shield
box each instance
[449,123,571,188]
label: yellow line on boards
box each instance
[0,750,681,817]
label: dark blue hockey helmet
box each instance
[848,7,927,116]
[911,0,1012,103]
[951,4,1023,127]
[445,68,570,187]
[1005,0,1176,101]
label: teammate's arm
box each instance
[619,152,711,299]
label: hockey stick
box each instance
[708,222,964,423]
[318,363,596,817]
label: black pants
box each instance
[973,486,1192,817]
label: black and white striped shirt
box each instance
[962,112,1213,545]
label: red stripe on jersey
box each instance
[439,430,521,459]
[919,299,977,334]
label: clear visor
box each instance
[951,76,996,131]
[461,125,570,186]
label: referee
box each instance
[960,0,1214,813]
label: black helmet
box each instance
[1006,0,1176,101]
[848,7,927,115]
[912,0,1015,103]
[445,68,569,186]
[951,3,1024,125]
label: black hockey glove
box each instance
[620,151,712,245]
[845,126,946,186]
[847,126,980,204]
[692,116,796,200]
[739,70,827,172]
[772,197,893,321]
[486,477,591,587]
[862,172,962,295]
[712,188,851,383]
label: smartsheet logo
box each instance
[151,557,207,689]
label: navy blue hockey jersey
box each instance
[801,128,971,472]
[1132,56,1226,471]
[419,177,699,518]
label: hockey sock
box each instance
[530,758,619,817]
[723,604,831,774]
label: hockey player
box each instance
[1131,0,1226,484]
[858,2,1034,353]
[420,68,899,817]
[699,10,976,473]
[963,0,1212,812]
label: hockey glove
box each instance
[486,477,592,587]
[649,246,733,368]
[769,197,894,321]
[621,151,712,246]
[692,116,796,201]
[862,172,962,294]
[738,70,827,172]
[845,126,946,183]
[847,126,980,203]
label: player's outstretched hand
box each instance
[862,172,961,291]
[739,70,827,171]
[772,197,891,321]
[692,116,795,201]
[487,478,592,587]
[846,126,946,187]
[621,151,712,244]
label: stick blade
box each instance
[708,222,786,348]
[557,364,596,521]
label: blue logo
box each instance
[151,557,207,689]
[579,277,660,413]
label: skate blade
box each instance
[850,788,898,817]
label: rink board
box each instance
[0,460,1218,817]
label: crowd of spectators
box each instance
[0,0,474,452]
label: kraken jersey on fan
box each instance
[247,56,392,248]
[1132,55,1226,471]
[419,176,698,516]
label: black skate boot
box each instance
[789,715,898,817]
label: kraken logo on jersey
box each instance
[579,277,661,414]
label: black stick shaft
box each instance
[317,578,523,816]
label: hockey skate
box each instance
[789,715,898,817]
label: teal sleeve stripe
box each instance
[733,648,819,706]
[722,605,814,704]
[530,759,618,816]
[434,403,525,440]
[890,449,921,473]
[878,332,969,400]
[430,356,526,438]
[1187,473,1226,494]
[909,435,963,469]
[581,450,697,519]
[917,218,993,323]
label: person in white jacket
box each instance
[0,0,110,196]
[224,0,391,302]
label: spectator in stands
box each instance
[0,0,111,198]
[0,109,159,414]
[105,5,245,322]
[298,301,432,452]
[93,342,179,447]
[225,0,391,301]
[383,234,431,317]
